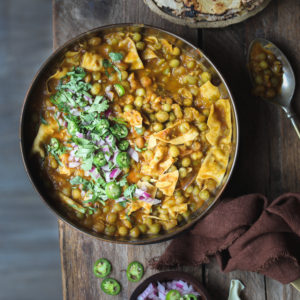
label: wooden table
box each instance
[53,0,300,299]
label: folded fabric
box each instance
[149,193,300,284]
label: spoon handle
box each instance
[282,106,300,139]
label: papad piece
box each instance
[199,80,221,102]
[119,37,144,70]
[147,135,157,149]
[156,170,179,196]
[153,121,199,145]
[141,146,174,176]
[32,123,56,158]
[137,181,157,198]
[206,99,232,146]
[81,52,103,71]
[143,47,158,60]
[123,109,143,128]
[196,146,230,185]
[127,200,152,215]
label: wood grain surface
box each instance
[54,0,300,299]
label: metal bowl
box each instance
[20,24,239,245]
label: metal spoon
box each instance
[247,38,300,139]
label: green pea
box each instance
[132,32,142,42]
[162,103,172,112]
[169,59,180,68]
[199,189,210,201]
[185,75,198,85]
[155,111,169,123]
[136,88,145,97]
[136,41,145,50]
[124,104,133,112]
[153,123,164,132]
[134,96,143,108]
[259,61,268,69]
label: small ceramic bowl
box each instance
[130,271,211,300]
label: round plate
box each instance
[144,0,272,28]
[20,23,239,245]
[130,271,211,299]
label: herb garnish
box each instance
[48,66,134,213]
[47,138,66,166]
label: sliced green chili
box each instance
[93,152,107,167]
[110,123,128,139]
[105,182,122,199]
[101,278,121,295]
[118,140,129,151]
[166,290,182,300]
[116,152,130,168]
[93,258,112,278]
[126,261,144,282]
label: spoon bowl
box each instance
[247,38,300,139]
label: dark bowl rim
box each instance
[129,270,211,300]
[19,23,239,245]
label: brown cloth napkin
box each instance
[150,193,300,284]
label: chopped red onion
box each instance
[128,148,139,162]
[101,164,110,172]
[116,196,126,203]
[47,106,55,111]
[83,95,92,102]
[69,162,80,168]
[105,85,112,93]
[106,91,114,100]
[70,108,80,116]
[137,283,156,300]
[110,168,121,179]
[104,171,111,183]
[105,109,112,118]
[76,132,84,139]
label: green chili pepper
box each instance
[118,140,129,151]
[101,278,121,295]
[67,120,79,136]
[114,84,125,97]
[166,290,182,300]
[95,119,110,134]
[50,138,60,150]
[183,294,198,300]
[93,258,112,278]
[116,152,130,168]
[126,261,144,282]
[105,182,121,199]
[93,152,107,167]
[110,123,128,139]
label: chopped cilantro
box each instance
[109,52,123,62]
[124,184,136,200]
[46,138,66,166]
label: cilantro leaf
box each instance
[109,52,123,62]
[124,184,136,199]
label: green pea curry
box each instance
[32,30,233,239]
